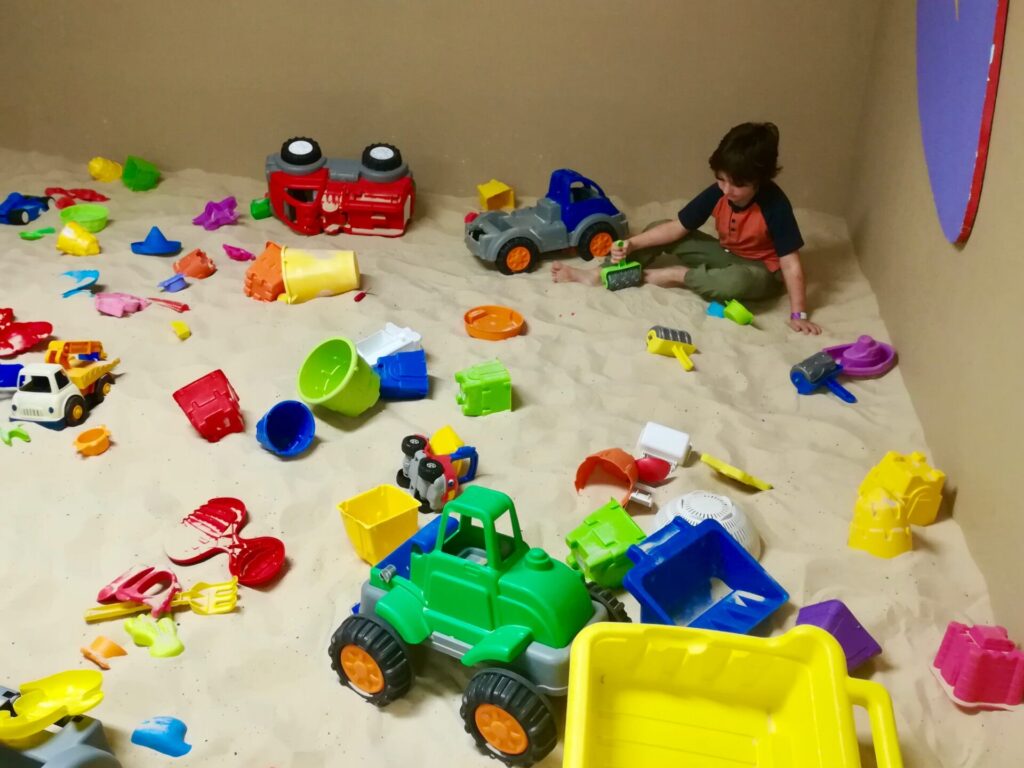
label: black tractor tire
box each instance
[280,137,322,166]
[329,614,413,707]
[587,581,632,623]
[576,222,617,262]
[401,434,428,457]
[396,469,412,489]
[361,143,404,172]
[496,238,540,275]
[64,395,88,428]
[461,669,557,767]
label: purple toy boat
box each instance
[822,335,896,378]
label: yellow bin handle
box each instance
[846,677,904,768]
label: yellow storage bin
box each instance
[564,624,903,768]
[338,485,420,564]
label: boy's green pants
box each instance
[630,226,785,301]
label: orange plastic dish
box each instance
[464,305,525,340]
[74,426,111,457]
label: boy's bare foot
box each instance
[551,262,601,285]
[643,265,688,288]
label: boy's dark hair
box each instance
[709,122,782,187]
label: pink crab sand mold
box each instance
[932,622,1024,710]
[823,335,897,378]
[165,497,286,587]
[97,565,181,618]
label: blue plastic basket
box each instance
[623,518,788,634]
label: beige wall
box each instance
[0,1,877,214]
[848,4,1024,635]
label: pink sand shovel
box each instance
[164,497,285,587]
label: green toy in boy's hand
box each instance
[601,260,642,291]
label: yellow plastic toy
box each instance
[338,484,420,564]
[646,326,697,371]
[171,321,191,340]
[564,624,904,768]
[84,578,239,622]
[701,453,773,491]
[858,451,945,526]
[0,671,104,742]
[55,221,100,256]
[430,424,468,475]
[848,487,913,558]
[477,179,515,211]
[88,156,123,182]
[278,247,360,304]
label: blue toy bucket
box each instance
[256,400,315,457]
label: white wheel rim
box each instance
[369,146,395,161]
[287,140,314,156]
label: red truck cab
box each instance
[265,138,414,237]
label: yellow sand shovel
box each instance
[84,577,238,623]
[0,671,103,742]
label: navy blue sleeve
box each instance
[677,184,723,230]
[759,182,804,256]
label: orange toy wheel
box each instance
[497,238,539,275]
[474,704,528,755]
[340,645,385,695]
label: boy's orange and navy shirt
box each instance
[677,181,803,272]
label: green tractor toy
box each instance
[329,485,628,766]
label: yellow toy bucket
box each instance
[278,247,360,304]
[564,624,903,768]
[338,485,420,564]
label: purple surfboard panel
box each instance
[917,0,1009,244]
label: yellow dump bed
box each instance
[67,358,120,390]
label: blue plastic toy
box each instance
[0,363,23,391]
[790,351,857,404]
[256,400,315,458]
[373,349,428,400]
[623,517,789,634]
[62,270,100,299]
[707,301,726,318]
[130,717,191,757]
[0,192,50,225]
[131,227,182,256]
[158,274,188,293]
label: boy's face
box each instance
[715,173,757,207]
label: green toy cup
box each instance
[59,204,109,233]
[297,337,380,417]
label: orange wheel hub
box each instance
[475,704,528,755]
[506,246,532,272]
[340,645,385,695]
[589,232,613,257]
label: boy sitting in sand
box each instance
[552,122,821,335]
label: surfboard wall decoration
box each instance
[917,0,1009,244]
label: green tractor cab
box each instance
[330,485,628,766]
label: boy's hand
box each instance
[788,317,822,335]
[609,239,632,263]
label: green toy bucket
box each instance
[297,337,380,417]
[59,204,109,233]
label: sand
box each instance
[1,147,1020,767]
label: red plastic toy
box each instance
[165,497,285,587]
[97,565,181,618]
[266,137,414,237]
[172,369,244,442]
[0,308,52,358]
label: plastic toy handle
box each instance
[84,600,153,622]
[825,377,858,404]
[452,445,479,484]
[846,677,904,768]
[671,346,694,371]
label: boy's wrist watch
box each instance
[790,311,808,320]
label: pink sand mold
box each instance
[95,293,150,318]
[933,622,1024,709]
[97,565,181,618]
[193,196,239,230]
[823,335,896,378]
[222,244,255,262]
